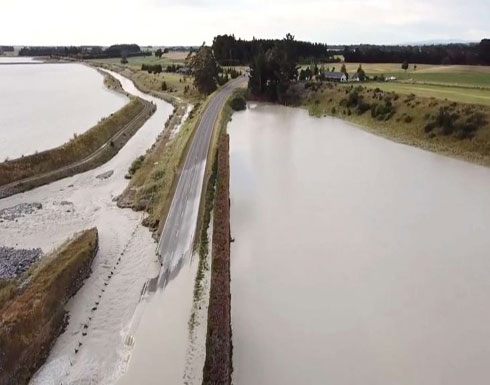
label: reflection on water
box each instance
[230,103,490,385]
[0,63,127,159]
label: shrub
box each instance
[357,99,371,114]
[424,121,437,133]
[229,95,246,111]
[128,155,145,175]
[370,103,378,118]
[404,115,413,123]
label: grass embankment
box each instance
[202,133,232,385]
[117,99,207,232]
[0,228,99,385]
[0,97,154,197]
[98,68,127,94]
[298,82,490,165]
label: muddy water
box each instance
[230,104,490,385]
[0,57,40,63]
[0,63,127,160]
[0,70,173,384]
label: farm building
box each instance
[323,72,347,82]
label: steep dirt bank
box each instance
[0,97,155,198]
[203,133,232,385]
[0,228,99,385]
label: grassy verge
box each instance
[117,98,209,233]
[296,82,490,166]
[0,228,99,385]
[0,97,153,187]
[203,133,232,385]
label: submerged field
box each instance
[229,103,490,385]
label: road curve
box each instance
[154,77,245,289]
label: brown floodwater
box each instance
[229,103,490,385]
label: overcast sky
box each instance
[2,0,489,46]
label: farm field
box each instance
[340,63,490,88]
[88,52,188,67]
[362,81,490,106]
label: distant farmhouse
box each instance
[323,72,347,82]
[351,73,361,82]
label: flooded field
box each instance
[0,57,40,63]
[0,71,173,384]
[229,104,490,385]
[0,62,127,160]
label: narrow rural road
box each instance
[155,77,245,289]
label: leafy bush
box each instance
[229,95,246,111]
[128,155,145,177]
[356,99,371,114]
[141,64,162,74]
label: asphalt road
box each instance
[155,77,245,289]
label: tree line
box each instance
[18,44,150,59]
[212,34,332,65]
[343,40,490,65]
[248,33,299,102]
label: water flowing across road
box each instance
[117,77,245,385]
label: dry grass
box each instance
[163,51,190,61]
[0,228,98,385]
[0,98,145,186]
[131,70,202,102]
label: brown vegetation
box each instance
[203,133,232,385]
[0,228,99,385]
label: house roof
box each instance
[324,72,345,79]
